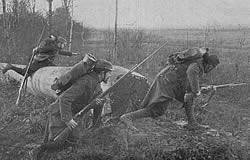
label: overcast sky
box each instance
[35,0,250,29]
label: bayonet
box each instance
[201,83,248,108]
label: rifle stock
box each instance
[53,42,168,142]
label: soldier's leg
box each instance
[2,63,26,75]
[29,140,66,160]
[120,99,172,130]
[27,60,56,75]
[92,105,103,128]
[2,60,48,76]
[183,102,208,130]
[29,111,68,160]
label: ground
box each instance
[0,80,249,160]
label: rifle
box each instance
[201,83,248,108]
[15,25,46,106]
[53,42,168,142]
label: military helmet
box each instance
[49,34,57,41]
[94,59,113,72]
[207,54,220,67]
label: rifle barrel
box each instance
[214,83,247,89]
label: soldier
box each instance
[2,34,78,76]
[120,47,220,131]
[29,59,113,160]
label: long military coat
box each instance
[47,72,102,141]
[140,59,204,108]
[49,72,102,121]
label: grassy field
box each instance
[0,28,249,160]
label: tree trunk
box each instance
[32,0,36,13]
[2,0,6,32]
[68,0,73,51]
[48,0,53,33]
[113,0,118,64]
[2,0,11,62]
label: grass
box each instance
[0,28,250,159]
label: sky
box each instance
[35,0,250,29]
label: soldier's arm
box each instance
[58,50,73,56]
[37,40,57,54]
[58,78,88,122]
[186,63,200,95]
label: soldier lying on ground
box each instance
[120,47,220,131]
[29,59,113,160]
[2,34,78,76]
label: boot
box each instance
[2,63,13,74]
[183,103,208,131]
[120,109,151,131]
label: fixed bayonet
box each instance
[201,83,248,108]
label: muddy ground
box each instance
[0,80,249,160]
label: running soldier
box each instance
[120,47,220,131]
[2,34,78,76]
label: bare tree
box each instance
[68,0,73,51]
[2,0,6,29]
[62,0,71,13]
[2,0,12,62]
[61,0,73,50]
[113,0,118,63]
[47,0,53,33]
[31,0,36,13]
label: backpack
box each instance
[167,47,204,65]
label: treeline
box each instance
[0,0,90,64]
[0,1,163,70]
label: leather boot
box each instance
[183,103,208,131]
[2,63,13,74]
[120,109,151,130]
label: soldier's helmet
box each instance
[49,34,66,44]
[207,55,220,67]
[94,59,113,72]
[49,34,57,41]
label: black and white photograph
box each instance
[0,0,249,159]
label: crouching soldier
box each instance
[2,34,78,76]
[120,47,220,131]
[29,59,113,160]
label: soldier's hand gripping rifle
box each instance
[53,42,168,142]
[15,25,46,106]
[201,83,248,108]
